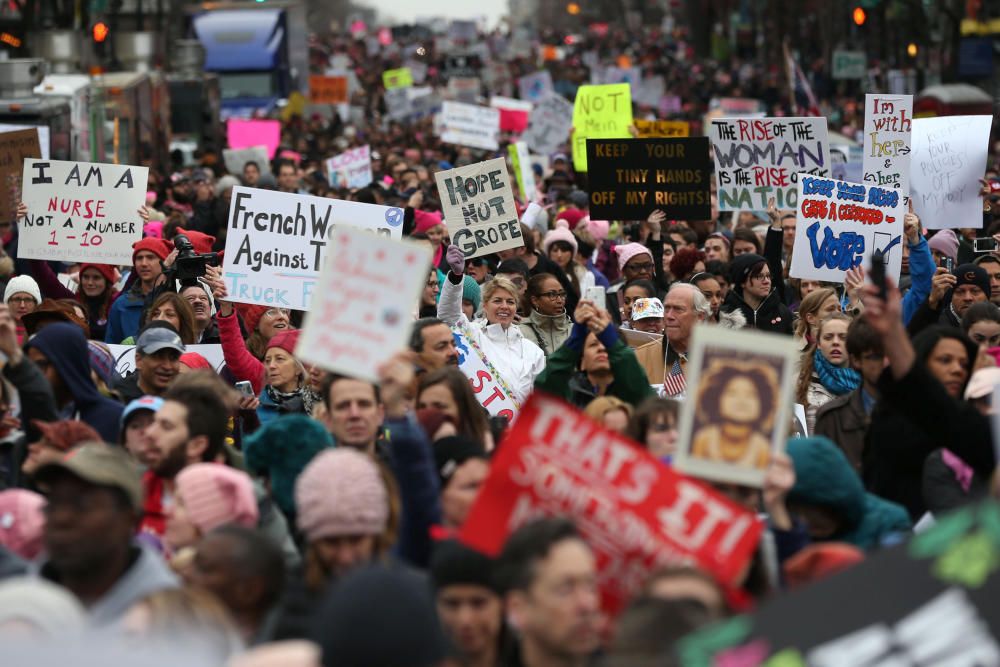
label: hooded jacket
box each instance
[27,323,124,442]
[105,281,146,344]
[721,251,793,335]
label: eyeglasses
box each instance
[539,290,567,300]
[8,296,35,305]
[264,308,290,318]
[626,262,654,273]
[752,273,772,282]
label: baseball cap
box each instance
[631,297,665,321]
[34,443,143,510]
[136,327,185,356]
[121,395,164,430]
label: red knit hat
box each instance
[180,229,217,254]
[237,303,269,333]
[179,352,212,370]
[132,238,172,264]
[266,329,300,355]
[79,263,117,287]
[555,207,586,230]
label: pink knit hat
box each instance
[543,224,579,256]
[615,242,654,273]
[413,209,444,235]
[0,489,45,559]
[928,229,959,262]
[295,448,389,542]
[174,463,259,533]
[587,219,610,242]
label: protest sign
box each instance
[709,116,833,210]
[572,83,633,172]
[832,49,867,79]
[0,124,48,159]
[448,19,477,42]
[459,392,764,613]
[0,128,41,225]
[445,53,481,79]
[508,141,536,203]
[674,326,798,487]
[108,344,225,377]
[222,146,271,178]
[382,67,413,90]
[634,76,666,108]
[633,119,690,138]
[597,66,641,88]
[308,75,348,104]
[862,94,913,204]
[490,96,532,133]
[677,500,1000,666]
[325,144,372,190]
[911,115,993,230]
[222,186,404,310]
[518,70,553,103]
[435,158,522,259]
[789,175,906,284]
[439,101,500,151]
[227,119,281,159]
[296,226,430,383]
[403,60,428,85]
[522,92,574,156]
[19,159,148,264]
[586,138,712,220]
[447,77,481,103]
[453,321,520,420]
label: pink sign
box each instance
[227,119,281,159]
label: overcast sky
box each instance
[359,0,508,28]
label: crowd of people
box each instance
[0,14,997,667]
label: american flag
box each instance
[662,359,686,397]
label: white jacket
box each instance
[438,275,546,403]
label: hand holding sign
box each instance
[446,244,466,275]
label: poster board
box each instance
[862,94,913,204]
[522,93,574,156]
[634,119,690,138]
[227,119,281,159]
[508,141,536,203]
[439,101,501,152]
[325,144,372,190]
[309,75,348,104]
[382,67,413,89]
[453,320,521,420]
[518,70,554,103]
[222,146,271,178]
[435,158,523,259]
[572,83,633,172]
[0,128,41,225]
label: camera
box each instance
[171,233,220,287]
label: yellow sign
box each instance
[280,91,306,122]
[382,68,413,89]
[634,119,690,138]
[571,84,633,172]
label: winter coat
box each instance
[438,273,545,403]
[805,377,837,435]
[534,322,656,409]
[921,448,988,517]
[28,259,117,341]
[717,308,746,329]
[256,386,309,425]
[813,388,870,473]
[519,309,572,357]
[721,230,793,335]
[901,236,934,325]
[787,437,911,550]
[105,283,147,344]
[218,310,265,394]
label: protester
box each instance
[116,323,185,403]
[20,420,101,478]
[5,275,40,342]
[520,273,573,356]
[796,313,859,433]
[409,317,460,374]
[618,279,658,328]
[662,283,711,395]
[179,282,220,344]
[961,301,1000,351]
[908,263,991,334]
[106,238,172,344]
[722,253,793,334]
[792,287,842,350]
[629,297,665,335]
[257,330,317,423]
[163,463,259,556]
[974,253,1000,307]
[417,368,491,447]
[119,396,163,468]
[625,397,680,460]
[434,436,489,532]
[691,272,744,328]
[544,223,593,299]
[583,395,633,433]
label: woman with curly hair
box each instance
[669,247,707,284]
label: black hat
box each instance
[729,252,766,288]
[953,263,991,298]
[496,258,530,279]
[430,539,500,593]
[434,436,487,489]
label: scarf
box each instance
[813,348,861,396]
[265,384,320,416]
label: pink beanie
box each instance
[542,224,579,256]
[587,219,610,242]
[413,209,444,235]
[295,448,389,542]
[615,242,654,273]
[174,463,259,533]
[0,489,45,559]
[928,229,959,261]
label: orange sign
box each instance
[309,75,349,105]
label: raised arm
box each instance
[436,244,468,326]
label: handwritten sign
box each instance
[789,175,906,284]
[325,144,372,190]
[572,84,633,172]
[634,119,690,138]
[459,393,763,613]
[709,117,833,210]
[586,138,712,220]
[911,115,994,230]
[453,321,520,420]
[0,124,48,159]
[296,227,430,383]
[508,141,536,203]
[108,344,225,377]
[435,158,523,259]
[490,96,532,134]
[518,71,553,103]
[19,159,148,264]
[522,93,574,156]
[439,101,500,151]
[222,146,271,178]
[227,119,281,160]
[382,67,413,90]
[222,186,404,310]
[309,75,348,104]
[862,94,913,203]
[446,77,480,104]
[0,128,40,224]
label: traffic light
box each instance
[566,2,580,15]
[853,7,866,25]
[92,21,109,43]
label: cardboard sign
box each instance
[108,344,225,377]
[832,49,867,79]
[572,84,633,172]
[453,321,520,420]
[677,501,1000,666]
[19,159,148,264]
[508,141,536,203]
[634,119,690,138]
[222,146,271,178]
[0,124,48,159]
[222,186,404,310]
[439,101,500,151]
[674,326,798,487]
[382,67,413,90]
[586,138,712,221]
[435,158,522,259]
[227,119,281,160]
[522,93,574,156]
[490,96,532,134]
[911,115,993,230]
[309,75,348,104]
[518,71,553,103]
[459,393,764,613]
[862,94,913,203]
[0,128,41,224]
[789,175,906,284]
[325,144,372,190]
[709,116,833,210]
[447,77,481,104]
[296,227,430,383]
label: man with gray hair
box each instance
[661,282,710,398]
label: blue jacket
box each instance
[902,236,934,325]
[384,415,441,569]
[105,284,146,344]
[28,323,124,442]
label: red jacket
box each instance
[218,310,265,394]
[140,470,167,537]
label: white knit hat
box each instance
[4,275,41,305]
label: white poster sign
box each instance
[518,71,554,103]
[862,94,913,204]
[521,93,574,156]
[439,101,500,151]
[325,144,372,190]
[223,146,272,178]
[108,344,225,377]
[19,158,148,264]
[435,158,523,259]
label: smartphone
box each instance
[235,381,254,398]
[870,251,887,300]
[584,285,606,306]
[941,256,954,273]
[974,237,998,253]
